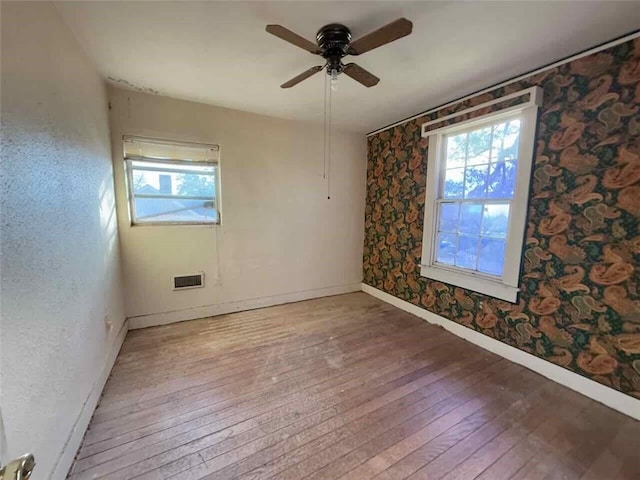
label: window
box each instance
[123,136,220,225]
[420,88,541,302]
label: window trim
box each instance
[419,88,541,302]
[123,137,221,227]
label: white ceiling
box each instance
[55,1,640,133]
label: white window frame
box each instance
[420,87,542,303]
[123,136,221,226]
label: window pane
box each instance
[133,197,218,223]
[456,236,478,269]
[491,120,520,163]
[177,172,215,197]
[132,163,215,196]
[478,238,506,275]
[438,203,459,233]
[481,204,510,238]
[446,133,467,168]
[459,203,482,235]
[487,161,516,198]
[464,164,488,198]
[436,233,457,265]
[443,168,464,199]
[466,126,492,165]
[130,160,217,224]
[431,115,524,280]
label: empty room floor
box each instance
[68,293,640,480]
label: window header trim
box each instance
[421,87,542,138]
[123,135,219,151]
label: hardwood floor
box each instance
[68,293,640,480]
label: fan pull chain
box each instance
[327,75,332,200]
[323,73,327,182]
[323,71,333,200]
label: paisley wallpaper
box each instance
[363,38,640,398]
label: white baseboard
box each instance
[362,283,640,421]
[51,319,128,480]
[128,283,363,330]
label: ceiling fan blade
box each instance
[281,65,324,88]
[266,25,321,54]
[348,18,413,55]
[342,63,380,87]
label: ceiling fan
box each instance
[266,18,413,88]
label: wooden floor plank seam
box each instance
[233,365,542,480]
[74,344,496,478]
[67,293,640,480]
[83,325,455,448]
[95,316,436,412]
[333,370,559,480]
[106,354,504,478]
[146,367,528,480]
[72,342,480,476]
[77,326,462,462]
[94,318,444,422]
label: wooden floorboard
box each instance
[68,292,640,480]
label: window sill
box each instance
[420,264,518,303]
[130,222,220,227]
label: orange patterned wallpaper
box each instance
[363,38,640,397]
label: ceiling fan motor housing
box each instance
[316,24,352,73]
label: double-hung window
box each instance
[124,136,221,225]
[420,87,541,302]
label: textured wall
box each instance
[0,2,125,478]
[108,88,366,321]
[363,38,640,398]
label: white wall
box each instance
[0,3,125,479]
[108,88,366,325]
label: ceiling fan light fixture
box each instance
[330,69,338,91]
